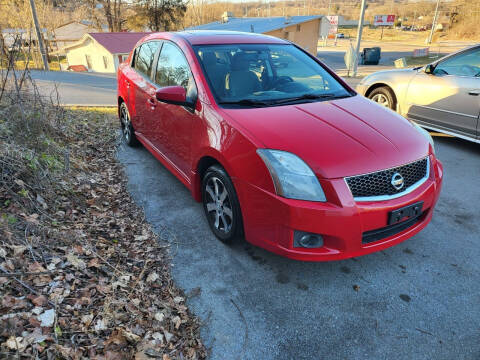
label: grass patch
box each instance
[404,54,445,66]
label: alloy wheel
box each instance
[371,93,390,108]
[120,103,131,143]
[204,176,233,234]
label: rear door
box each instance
[151,41,199,178]
[405,47,480,138]
[129,41,161,136]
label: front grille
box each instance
[345,157,428,199]
[362,212,425,244]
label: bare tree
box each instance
[135,0,187,31]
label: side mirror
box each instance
[155,86,191,106]
[424,64,435,74]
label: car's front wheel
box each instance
[119,102,139,147]
[368,86,396,110]
[202,165,243,243]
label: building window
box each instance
[296,24,301,32]
[103,56,108,69]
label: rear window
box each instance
[134,41,160,77]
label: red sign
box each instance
[374,15,396,26]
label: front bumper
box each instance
[237,155,443,261]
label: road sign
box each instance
[413,47,429,58]
[374,15,395,26]
[320,15,339,38]
[326,15,338,35]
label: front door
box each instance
[151,41,198,178]
[405,47,480,138]
[130,41,161,136]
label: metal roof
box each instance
[187,16,322,34]
[62,32,151,54]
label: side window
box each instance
[434,48,480,77]
[134,42,159,77]
[155,42,197,101]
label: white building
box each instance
[52,21,107,51]
[63,32,149,73]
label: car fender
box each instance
[358,69,417,115]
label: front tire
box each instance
[119,102,139,147]
[202,165,243,243]
[368,86,396,111]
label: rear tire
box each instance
[202,165,243,243]
[368,86,396,111]
[119,102,140,147]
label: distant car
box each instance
[357,44,480,143]
[337,33,345,38]
[117,30,442,261]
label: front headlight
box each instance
[256,149,326,202]
[412,122,435,154]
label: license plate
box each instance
[388,202,423,225]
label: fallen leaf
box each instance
[154,312,164,322]
[146,272,159,283]
[32,295,48,307]
[94,319,107,331]
[11,245,26,256]
[4,336,26,351]
[36,194,48,209]
[66,253,86,270]
[163,330,173,343]
[122,328,141,343]
[37,309,55,327]
[172,316,181,330]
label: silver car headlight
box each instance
[412,122,435,154]
[257,149,326,202]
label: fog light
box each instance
[294,231,324,248]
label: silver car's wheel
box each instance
[368,86,396,111]
[371,93,390,107]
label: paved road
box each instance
[28,70,117,106]
[118,134,480,359]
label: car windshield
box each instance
[194,43,352,107]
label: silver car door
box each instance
[405,47,480,138]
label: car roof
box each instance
[141,30,289,46]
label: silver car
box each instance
[356,45,480,143]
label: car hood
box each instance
[360,67,418,84]
[220,95,429,179]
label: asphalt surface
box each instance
[28,70,116,106]
[118,134,480,359]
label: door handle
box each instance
[147,97,157,108]
[468,89,480,96]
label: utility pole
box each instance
[427,0,440,44]
[29,0,49,71]
[352,0,367,77]
[323,0,332,46]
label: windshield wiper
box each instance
[218,99,271,107]
[269,93,349,105]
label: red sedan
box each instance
[117,31,443,261]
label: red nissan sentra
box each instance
[117,31,443,261]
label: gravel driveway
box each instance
[117,135,480,359]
